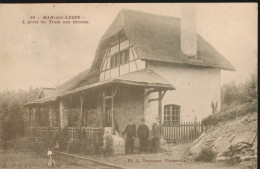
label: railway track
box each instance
[55,151,133,169]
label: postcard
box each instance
[0,3,257,169]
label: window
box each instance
[99,33,145,81]
[120,49,129,64]
[110,55,115,68]
[110,49,129,68]
[164,104,180,125]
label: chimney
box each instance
[181,4,197,57]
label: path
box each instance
[89,144,241,169]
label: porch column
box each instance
[49,105,54,127]
[60,100,68,129]
[102,91,106,127]
[144,89,167,128]
[111,89,115,133]
[26,107,30,128]
[158,91,166,124]
[158,91,162,123]
[102,90,106,127]
[102,89,116,133]
[26,107,31,135]
[32,107,38,128]
[80,96,84,121]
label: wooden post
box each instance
[111,89,114,133]
[32,107,38,128]
[80,96,84,123]
[49,105,52,127]
[26,107,30,128]
[103,90,106,127]
[158,91,162,124]
[34,108,36,128]
[158,90,166,124]
[26,107,30,135]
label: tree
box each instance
[0,87,40,141]
[221,81,240,105]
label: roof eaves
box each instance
[142,57,235,71]
[24,97,57,106]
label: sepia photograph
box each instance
[0,3,257,169]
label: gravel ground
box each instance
[89,144,241,169]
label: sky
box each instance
[0,3,257,91]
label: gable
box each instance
[36,90,44,99]
[35,88,55,100]
[99,31,145,81]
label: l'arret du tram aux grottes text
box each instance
[22,16,89,24]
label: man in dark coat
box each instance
[121,118,136,154]
[137,118,149,153]
[151,117,163,153]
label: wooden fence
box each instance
[163,122,203,143]
[29,127,102,143]
[29,127,60,138]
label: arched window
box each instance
[164,104,180,125]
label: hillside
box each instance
[186,103,257,169]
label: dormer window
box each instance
[99,32,145,81]
[110,49,129,68]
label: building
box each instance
[25,9,234,141]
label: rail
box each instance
[54,151,132,169]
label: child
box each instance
[47,147,56,168]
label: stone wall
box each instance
[114,86,144,134]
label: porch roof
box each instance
[24,97,56,106]
[25,69,175,106]
[63,69,175,96]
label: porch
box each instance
[25,69,177,152]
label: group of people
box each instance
[121,117,163,154]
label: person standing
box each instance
[151,117,163,154]
[121,118,136,154]
[137,118,149,153]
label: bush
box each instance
[0,102,25,142]
[56,127,69,151]
[42,127,57,151]
[14,137,32,151]
[68,140,82,153]
[30,141,45,155]
[195,147,216,162]
[221,82,240,105]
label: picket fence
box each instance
[162,122,203,143]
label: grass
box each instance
[0,148,84,169]
[202,101,257,127]
[194,147,216,162]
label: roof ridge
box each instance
[120,8,180,21]
[41,87,55,90]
